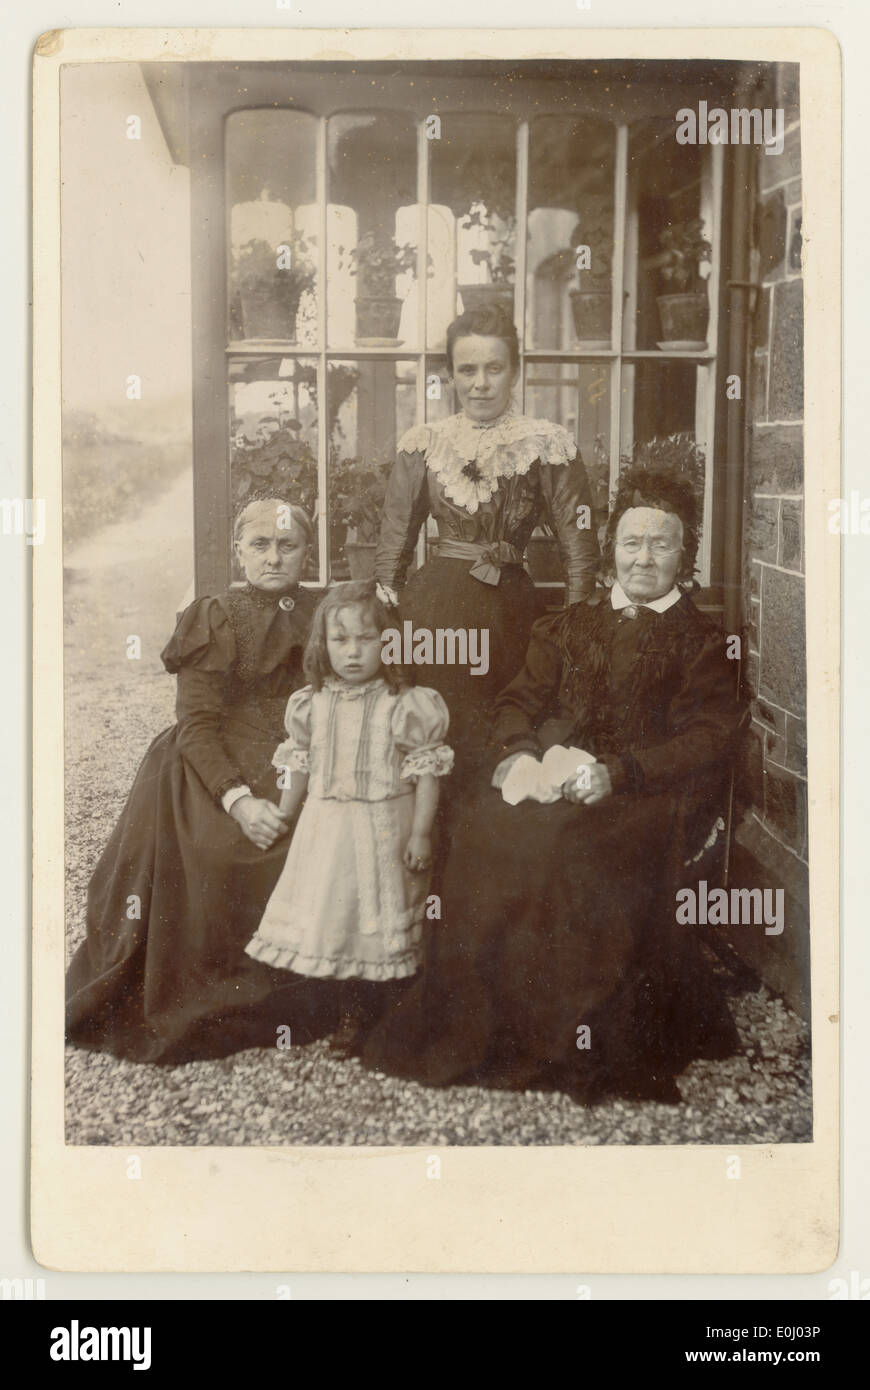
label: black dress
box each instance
[65,582,329,1064]
[361,593,749,1103]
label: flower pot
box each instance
[344,541,378,581]
[458,284,514,316]
[355,296,403,344]
[656,292,709,348]
[239,284,301,343]
[524,533,562,584]
[569,289,611,347]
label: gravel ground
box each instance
[63,477,813,1147]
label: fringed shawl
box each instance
[556,595,710,752]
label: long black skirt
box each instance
[360,781,740,1103]
[66,720,334,1064]
[397,555,542,792]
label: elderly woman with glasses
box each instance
[362,465,749,1104]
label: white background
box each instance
[4,0,866,1300]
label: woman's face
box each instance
[614,507,684,602]
[450,334,517,423]
[234,505,308,593]
[326,606,383,684]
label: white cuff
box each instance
[222,784,252,813]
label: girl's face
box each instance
[326,605,383,684]
[234,506,308,592]
[450,334,517,423]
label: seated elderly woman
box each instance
[66,493,328,1064]
[361,465,749,1103]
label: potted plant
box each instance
[329,456,391,579]
[619,433,706,496]
[343,233,418,344]
[656,220,712,348]
[234,232,316,343]
[230,419,320,579]
[457,204,516,315]
[568,200,613,347]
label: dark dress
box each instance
[376,409,599,790]
[361,593,749,1103]
[65,582,328,1064]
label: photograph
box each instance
[56,50,815,1153]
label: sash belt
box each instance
[435,538,523,586]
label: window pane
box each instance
[326,114,419,349]
[619,360,708,498]
[226,111,318,347]
[627,118,711,351]
[428,114,517,348]
[327,359,417,580]
[526,117,616,352]
[229,355,319,580]
[525,362,611,535]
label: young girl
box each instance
[245,580,453,1052]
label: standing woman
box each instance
[66,495,325,1064]
[376,304,599,788]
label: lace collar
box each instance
[323,675,387,700]
[397,405,577,513]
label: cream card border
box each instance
[32,25,840,1273]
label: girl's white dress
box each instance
[245,677,453,981]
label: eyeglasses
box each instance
[617,539,681,556]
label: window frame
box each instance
[166,60,746,603]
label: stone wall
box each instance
[731,63,809,1017]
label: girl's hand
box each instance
[403,832,433,874]
[561,763,613,806]
[229,795,289,850]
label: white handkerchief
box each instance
[501,745,595,805]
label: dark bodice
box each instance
[160,584,316,802]
[490,594,749,795]
[376,445,600,605]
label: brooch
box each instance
[278,596,295,612]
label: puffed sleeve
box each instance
[376,447,431,592]
[538,447,600,606]
[160,596,236,674]
[160,597,245,801]
[272,686,314,775]
[392,686,454,781]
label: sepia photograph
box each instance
[55,49,817,1154]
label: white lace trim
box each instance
[272,745,309,773]
[397,407,577,514]
[400,743,455,781]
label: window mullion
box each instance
[416,118,429,570]
[316,116,328,585]
[515,120,530,413]
[697,141,725,588]
[609,122,629,492]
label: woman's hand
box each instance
[229,795,289,850]
[403,832,433,874]
[491,751,529,789]
[561,762,613,806]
